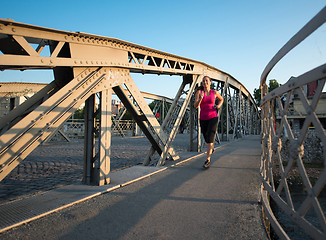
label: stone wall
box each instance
[280,119,324,164]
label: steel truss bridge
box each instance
[0,18,259,186]
[1,7,326,238]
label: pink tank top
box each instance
[200,90,217,120]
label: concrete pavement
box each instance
[0,135,268,239]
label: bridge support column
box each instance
[98,88,112,185]
[189,92,201,152]
[83,94,97,185]
[83,88,113,186]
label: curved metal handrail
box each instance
[260,7,326,88]
[260,6,326,240]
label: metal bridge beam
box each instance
[0,19,259,186]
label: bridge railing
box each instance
[260,7,326,239]
[46,119,137,142]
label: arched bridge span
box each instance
[0,19,259,186]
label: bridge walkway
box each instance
[0,135,268,239]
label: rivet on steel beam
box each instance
[86,61,88,64]
[12,28,16,32]
[65,36,68,40]
[41,59,44,63]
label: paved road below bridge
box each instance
[0,135,268,239]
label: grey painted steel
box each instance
[0,19,259,185]
[260,6,326,239]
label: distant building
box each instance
[0,82,46,117]
[275,80,325,163]
[277,80,326,132]
[0,82,125,119]
[111,99,124,115]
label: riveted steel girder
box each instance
[0,19,259,185]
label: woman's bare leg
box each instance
[206,143,214,161]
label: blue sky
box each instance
[0,0,325,98]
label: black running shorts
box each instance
[200,117,218,143]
